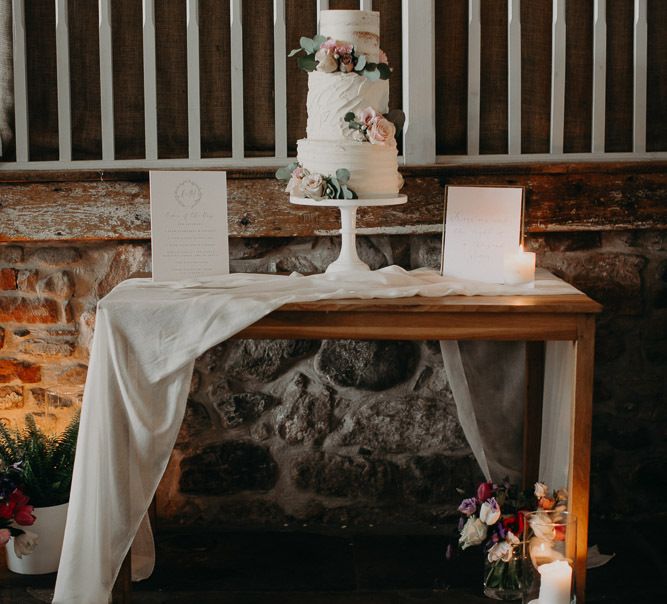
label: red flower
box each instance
[554,525,566,541]
[14,504,35,526]
[477,481,493,503]
[0,500,15,520]
[502,514,518,533]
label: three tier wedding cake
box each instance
[277,9,404,200]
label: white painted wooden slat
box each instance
[467,0,481,156]
[550,0,566,154]
[187,0,201,159]
[98,0,115,160]
[402,0,436,164]
[317,0,330,34]
[11,0,29,162]
[142,0,158,160]
[508,0,521,155]
[359,0,373,11]
[591,0,606,153]
[633,0,647,153]
[55,0,71,162]
[273,0,288,159]
[436,151,667,164]
[230,0,245,160]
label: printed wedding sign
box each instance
[441,185,524,283]
[150,171,229,281]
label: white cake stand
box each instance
[290,194,407,274]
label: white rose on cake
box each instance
[300,173,325,199]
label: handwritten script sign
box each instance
[441,185,524,283]
[150,171,229,282]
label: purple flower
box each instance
[458,497,477,516]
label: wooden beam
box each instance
[0,163,665,242]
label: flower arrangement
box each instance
[344,107,405,146]
[0,462,39,559]
[0,412,80,507]
[276,162,357,201]
[289,35,391,80]
[450,480,569,598]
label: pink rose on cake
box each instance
[368,116,396,146]
[284,166,305,194]
[358,107,380,128]
[379,49,389,65]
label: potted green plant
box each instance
[0,412,79,574]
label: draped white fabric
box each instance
[53,267,581,604]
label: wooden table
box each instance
[114,292,600,603]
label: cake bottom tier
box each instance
[297,138,403,198]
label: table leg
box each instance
[569,315,596,604]
[523,341,545,490]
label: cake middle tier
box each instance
[306,71,389,141]
[297,138,403,198]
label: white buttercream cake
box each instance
[296,10,403,198]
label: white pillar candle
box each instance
[537,560,572,604]
[503,245,536,285]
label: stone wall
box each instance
[0,231,665,526]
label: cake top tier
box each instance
[319,10,380,63]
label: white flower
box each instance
[529,511,556,541]
[506,530,520,545]
[479,499,501,525]
[351,129,366,142]
[458,517,487,550]
[488,541,513,563]
[534,482,549,498]
[300,173,325,199]
[285,174,303,194]
[13,530,38,558]
[315,48,338,73]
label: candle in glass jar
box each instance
[537,560,572,604]
[503,245,536,285]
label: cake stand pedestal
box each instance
[290,194,407,274]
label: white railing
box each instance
[1,0,665,171]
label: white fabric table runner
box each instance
[53,267,582,603]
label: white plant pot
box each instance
[6,502,69,575]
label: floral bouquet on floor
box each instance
[452,479,539,600]
[0,462,39,559]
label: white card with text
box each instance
[442,185,524,283]
[150,171,229,282]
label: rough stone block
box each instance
[0,246,24,264]
[27,247,81,266]
[0,268,17,290]
[227,339,320,382]
[403,454,482,504]
[541,253,646,315]
[0,296,61,323]
[0,358,41,383]
[316,340,419,390]
[292,452,401,499]
[17,269,39,292]
[39,271,75,299]
[274,373,336,445]
[332,396,466,454]
[179,441,278,495]
[0,327,4,349]
[30,387,81,408]
[96,243,151,298]
[410,234,442,271]
[0,385,24,409]
[55,363,88,385]
[215,392,279,428]
[19,339,76,357]
[176,400,212,446]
